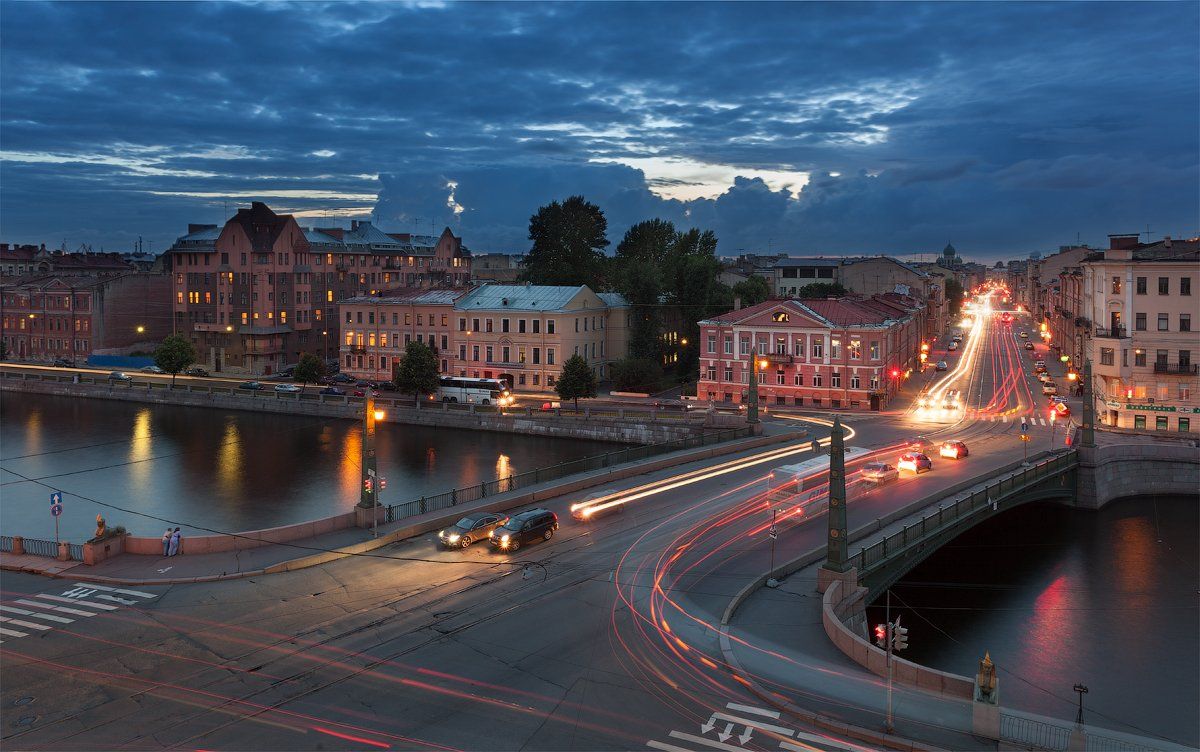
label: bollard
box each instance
[57,541,70,561]
[12,536,23,555]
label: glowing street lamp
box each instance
[136,325,146,334]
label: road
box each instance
[0,288,1077,750]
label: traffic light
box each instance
[893,622,909,651]
[874,623,889,648]
[1048,409,1057,424]
[364,477,374,493]
[379,477,387,491]
[891,369,900,378]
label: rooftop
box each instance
[340,289,465,306]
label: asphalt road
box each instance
[0,293,1071,751]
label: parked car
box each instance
[488,508,558,552]
[439,512,509,549]
[239,381,265,390]
[375,381,398,392]
[1042,382,1058,395]
[860,462,899,484]
[274,383,302,393]
[652,399,687,412]
[320,386,346,396]
[897,452,933,474]
[939,440,969,459]
[571,491,627,521]
[352,388,379,398]
[331,373,356,384]
[108,371,132,382]
[935,360,949,371]
[140,365,164,374]
[52,358,76,367]
[184,365,210,377]
[540,401,561,411]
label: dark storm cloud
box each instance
[0,1,1196,258]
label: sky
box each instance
[1,1,1197,263]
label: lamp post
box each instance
[747,356,768,424]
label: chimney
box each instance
[1164,236,1172,248]
[1107,233,1139,251]
[734,297,742,310]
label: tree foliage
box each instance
[294,352,325,385]
[610,357,665,394]
[945,277,965,316]
[154,334,196,386]
[797,282,848,298]
[732,275,771,306]
[522,195,609,286]
[615,218,676,266]
[556,354,597,410]
[394,340,439,399]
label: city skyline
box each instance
[0,2,1196,259]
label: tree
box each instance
[394,340,439,402]
[154,334,196,387]
[0,339,7,361]
[797,282,848,298]
[732,275,771,306]
[610,357,664,393]
[522,195,609,286]
[945,277,965,316]
[615,218,676,266]
[556,354,597,411]
[614,258,664,361]
[294,352,324,385]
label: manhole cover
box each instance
[13,715,36,727]
[12,697,33,707]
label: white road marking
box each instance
[647,741,695,752]
[0,617,49,631]
[73,583,156,599]
[37,594,118,611]
[725,702,780,719]
[786,730,861,751]
[711,711,795,736]
[668,731,752,752]
[0,605,73,624]
[15,599,96,617]
[0,627,29,638]
[94,594,137,605]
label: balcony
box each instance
[1153,362,1198,375]
[1094,326,1128,339]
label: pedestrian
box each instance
[168,527,181,557]
[161,528,172,557]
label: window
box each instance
[724,336,733,354]
[1135,312,1147,331]
[1156,349,1169,365]
[1100,347,1114,366]
[739,338,750,355]
[848,339,861,360]
[851,374,861,389]
[1181,314,1191,332]
[812,373,823,387]
[1135,350,1147,367]
[812,339,824,359]
[775,337,787,355]
[869,341,880,360]
[533,347,540,364]
[532,319,540,334]
[472,345,479,362]
[502,318,510,333]
[724,366,733,382]
[1136,277,1147,294]
[486,346,494,362]
[706,365,717,381]
[1180,350,1192,367]
[793,372,803,386]
[775,370,785,385]
[459,344,466,361]
[502,346,510,362]
[458,317,466,331]
[547,320,555,335]
[1111,276,1121,294]
[1158,277,1169,295]
[1156,416,1168,431]
[485,319,493,333]
[1182,277,1192,296]
[1180,418,1191,433]
[356,311,363,324]
[1134,415,1146,430]
[1158,314,1169,331]
[830,339,841,359]
[518,319,526,334]
[707,336,716,354]
[547,348,555,365]
[831,371,841,388]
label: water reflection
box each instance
[216,419,242,500]
[128,408,152,492]
[496,453,512,492]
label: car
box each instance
[1019,331,1029,339]
[939,440,969,459]
[185,365,210,377]
[1036,372,1052,383]
[1042,382,1058,395]
[352,388,380,398]
[907,436,935,453]
[274,383,302,393]
[488,508,559,551]
[916,396,932,409]
[140,365,164,374]
[239,381,265,390]
[897,452,933,474]
[320,386,346,396]
[108,371,132,381]
[375,381,398,392]
[52,358,77,367]
[331,373,356,384]
[439,512,509,548]
[540,400,561,411]
[935,360,949,371]
[860,462,899,484]
[571,491,627,521]
[652,399,687,412]
[1024,342,1035,350]
[948,341,959,351]
[1034,364,1047,374]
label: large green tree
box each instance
[154,334,196,387]
[732,275,771,306]
[797,282,848,298]
[610,357,664,393]
[522,195,609,286]
[294,352,325,385]
[394,340,439,402]
[615,218,676,266]
[555,354,597,411]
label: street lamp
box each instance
[136,325,145,334]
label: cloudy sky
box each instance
[1,2,1197,261]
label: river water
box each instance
[0,392,619,542]
[868,496,1199,747]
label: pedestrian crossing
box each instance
[961,411,1061,426]
[646,702,865,752]
[0,583,156,643]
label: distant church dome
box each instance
[943,242,957,258]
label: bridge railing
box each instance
[857,450,1077,576]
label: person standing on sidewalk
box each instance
[161,528,172,557]
[168,527,181,557]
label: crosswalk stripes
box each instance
[0,584,156,645]
[646,702,858,752]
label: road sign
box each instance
[1021,421,1029,433]
[768,526,777,540]
[50,492,62,506]
[50,503,63,517]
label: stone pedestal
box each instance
[1069,727,1087,751]
[57,541,71,561]
[972,653,1000,740]
[817,564,857,595]
[11,536,23,555]
[972,699,1000,741]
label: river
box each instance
[0,392,620,542]
[868,496,1199,747]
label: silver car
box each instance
[439,512,509,548]
[860,462,899,484]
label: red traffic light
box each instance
[379,477,387,490]
[891,369,900,378]
[364,478,374,492]
[874,623,888,648]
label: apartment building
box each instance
[696,296,922,411]
[1083,234,1199,432]
[338,290,461,381]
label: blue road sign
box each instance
[50,503,63,517]
[1021,421,1029,433]
[50,492,62,506]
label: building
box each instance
[1,244,143,277]
[450,284,629,391]
[1082,234,1199,432]
[1,273,171,362]
[772,258,841,297]
[695,296,922,411]
[167,203,471,375]
[471,253,524,283]
[338,290,462,381]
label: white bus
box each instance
[436,376,513,406]
[767,446,876,516]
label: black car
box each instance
[488,508,558,552]
[331,373,356,384]
[319,386,346,396]
[52,358,76,367]
[238,381,266,390]
[375,381,398,392]
[185,365,210,377]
